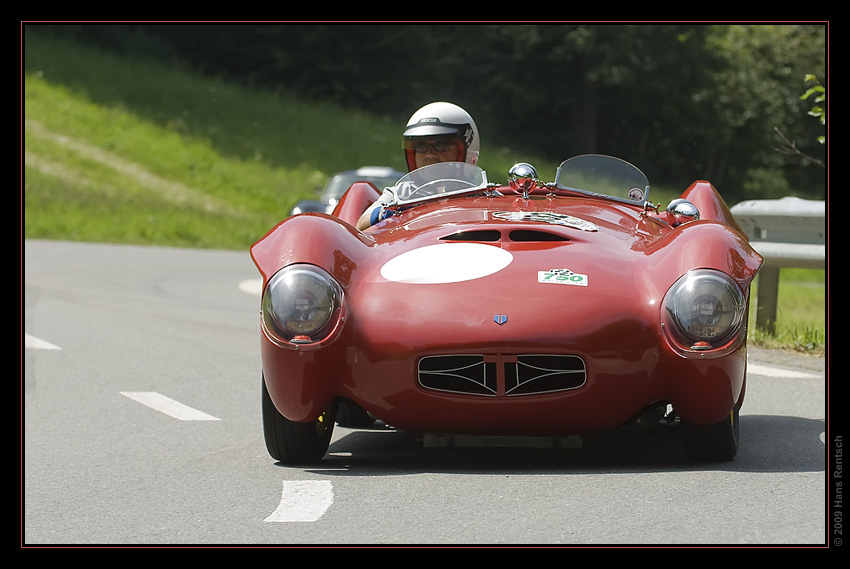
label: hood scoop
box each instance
[440,229,569,242]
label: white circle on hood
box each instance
[380,243,513,284]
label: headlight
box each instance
[261,265,344,345]
[662,269,745,351]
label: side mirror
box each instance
[666,198,700,226]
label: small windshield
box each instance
[554,155,650,205]
[388,162,489,205]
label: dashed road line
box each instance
[238,278,262,297]
[747,362,821,380]
[24,333,61,350]
[120,391,220,421]
[265,480,334,522]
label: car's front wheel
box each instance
[682,405,739,462]
[262,374,335,464]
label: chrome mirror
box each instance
[666,198,700,226]
[508,163,539,198]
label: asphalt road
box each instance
[23,240,828,546]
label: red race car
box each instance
[251,155,763,464]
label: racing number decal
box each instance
[538,268,588,286]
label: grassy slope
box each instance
[22,32,825,355]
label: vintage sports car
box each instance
[288,166,405,215]
[251,155,763,464]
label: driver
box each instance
[355,102,480,230]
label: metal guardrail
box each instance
[730,196,826,333]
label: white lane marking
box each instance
[748,363,821,380]
[265,480,334,522]
[239,278,262,297]
[25,333,61,350]
[120,391,220,421]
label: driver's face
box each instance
[414,138,463,168]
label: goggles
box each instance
[404,136,462,154]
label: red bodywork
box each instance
[251,178,762,436]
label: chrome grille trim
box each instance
[418,354,586,396]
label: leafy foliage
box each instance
[26,23,826,203]
[802,74,826,144]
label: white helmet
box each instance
[402,102,480,171]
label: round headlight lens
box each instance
[663,270,745,349]
[261,265,343,344]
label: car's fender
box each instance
[331,181,382,227]
[250,212,374,286]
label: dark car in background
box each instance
[289,166,404,216]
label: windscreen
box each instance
[389,162,489,205]
[554,155,650,206]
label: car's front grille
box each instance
[418,354,586,397]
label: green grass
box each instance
[22,31,825,355]
[748,268,826,356]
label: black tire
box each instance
[682,405,740,462]
[262,374,335,464]
[336,399,377,428]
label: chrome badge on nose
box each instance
[494,314,508,325]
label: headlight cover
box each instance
[662,269,746,352]
[261,265,344,346]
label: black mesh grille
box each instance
[418,355,496,395]
[418,354,586,396]
[507,355,586,395]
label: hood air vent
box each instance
[441,229,568,242]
